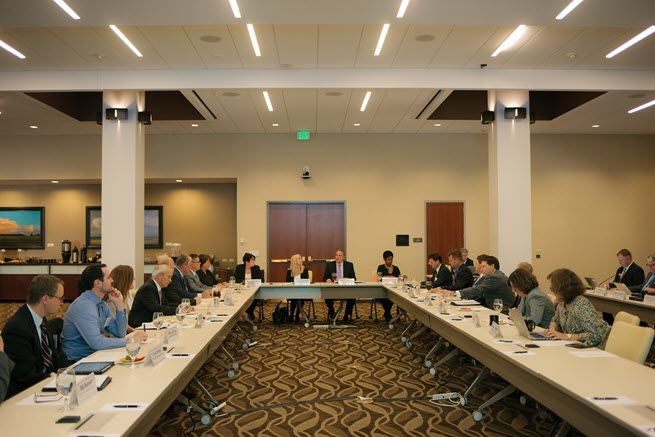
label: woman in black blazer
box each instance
[196,254,217,287]
[235,253,263,320]
[377,250,400,321]
[286,254,310,322]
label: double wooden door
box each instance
[268,202,345,282]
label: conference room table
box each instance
[1,282,654,437]
[585,290,655,325]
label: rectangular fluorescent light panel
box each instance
[628,99,655,114]
[360,91,372,112]
[556,0,584,20]
[247,23,261,57]
[52,0,80,20]
[491,25,527,57]
[109,25,143,57]
[606,26,655,58]
[0,40,26,59]
[374,24,390,56]
[397,0,410,18]
[263,91,273,111]
[228,0,241,18]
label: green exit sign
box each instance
[296,130,310,141]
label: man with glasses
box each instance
[1,275,69,398]
[630,253,655,298]
[184,253,215,295]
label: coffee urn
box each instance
[61,240,72,263]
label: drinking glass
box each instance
[175,305,185,324]
[377,272,383,283]
[229,276,236,287]
[181,298,191,313]
[152,311,164,340]
[125,337,141,369]
[331,273,337,283]
[56,367,76,412]
[425,282,433,292]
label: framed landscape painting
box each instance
[86,206,163,249]
[0,207,45,249]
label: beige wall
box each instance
[1,132,653,285]
[0,183,237,263]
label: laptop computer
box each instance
[508,310,555,341]
[584,276,597,290]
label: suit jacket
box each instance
[0,352,13,402]
[234,264,263,283]
[431,264,453,288]
[323,261,356,282]
[459,270,515,312]
[1,305,68,398]
[197,269,217,287]
[163,268,198,306]
[465,258,474,267]
[614,263,645,287]
[629,272,655,295]
[186,271,210,293]
[286,267,309,282]
[518,287,555,328]
[442,264,474,290]
[129,279,177,328]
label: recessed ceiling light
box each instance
[247,24,261,57]
[628,99,655,114]
[0,39,26,59]
[433,123,441,127]
[51,0,80,20]
[29,125,38,129]
[263,91,273,111]
[51,180,59,184]
[191,123,199,127]
[109,25,143,57]
[360,91,372,112]
[175,179,183,183]
[606,26,655,58]
[222,91,240,97]
[353,123,361,126]
[272,123,279,127]
[396,0,410,18]
[228,0,242,18]
[555,0,584,20]
[200,35,222,43]
[591,124,599,128]
[374,24,390,56]
[415,34,435,42]
[491,25,527,57]
[325,91,343,97]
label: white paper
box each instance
[644,295,655,306]
[502,350,536,357]
[451,300,481,306]
[570,350,617,358]
[294,278,310,285]
[586,395,638,406]
[43,375,110,391]
[79,350,126,363]
[594,287,607,296]
[533,340,574,347]
[100,402,148,412]
[489,322,503,338]
[337,278,355,285]
[165,324,179,342]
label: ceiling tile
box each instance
[228,24,280,68]
[392,25,452,68]
[184,25,243,68]
[316,88,351,133]
[317,25,362,68]
[355,24,409,68]
[274,25,318,68]
[138,26,203,67]
[430,25,496,68]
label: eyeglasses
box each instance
[47,294,65,303]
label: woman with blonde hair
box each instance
[110,265,136,333]
[286,254,310,322]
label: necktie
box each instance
[337,263,343,280]
[620,267,627,281]
[40,320,54,373]
[643,274,655,291]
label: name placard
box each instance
[166,324,179,342]
[643,295,655,306]
[74,373,97,405]
[489,322,503,339]
[381,277,398,287]
[294,278,310,285]
[148,345,166,366]
[594,287,607,296]
[608,290,627,300]
[245,279,262,288]
[337,278,355,285]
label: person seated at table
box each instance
[508,268,554,328]
[129,265,179,328]
[164,255,211,307]
[428,252,453,289]
[62,264,146,362]
[516,261,533,274]
[613,248,645,288]
[109,265,136,333]
[323,249,357,323]
[0,337,13,403]
[544,268,610,347]
[441,250,474,291]
[286,254,310,322]
[1,274,68,398]
[630,253,655,297]
[235,253,263,320]
[197,254,218,287]
[472,254,488,286]
[452,255,515,312]
[461,248,474,267]
[377,250,400,322]
[157,253,175,269]
[186,253,213,294]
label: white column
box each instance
[487,90,532,272]
[101,91,145,286]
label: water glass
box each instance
[229,276,236,287]
[181,299,191,313]
[125,337,141,369]
[152,311,164,340]
[493,298,503,314]
[175,305,185,324]
[56,367,76,412]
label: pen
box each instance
[591,396,618,401]
[498,340,513,343]
[114,404,139,408]
[513,350,528,354]
[166,347,175,353]
[171,353,189,357]
[74,414,95,430]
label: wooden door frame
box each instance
[424,200,467,278]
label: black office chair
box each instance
[46,317,64,352]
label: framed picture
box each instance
[86,206,163,249]
[0,207,45,249]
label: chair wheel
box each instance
[406,341,412,349]
[388,324,393,330]
[401,336,407,343]
[232,362,239,370]
[445,342,450,348]
[227,370,235,378]
[424,360,432,368]
[252,325,257,332]
[304,322,310,328]
[429,367,436,376]
[538,410,549,420]
[242,343,249,350]
[519,395,527,405]
[201,414,211,425]
[459,396,468,406]
[473,411,483,422]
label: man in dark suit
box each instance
[164,254,210,306]
[1,275,68,398]
[457,255,515,312]
[629,253,655,298]
[129,265,178,328]
[613,248,645,288]
[441,249,474,291]
[323,249,357,322]
[461,248,474,267]
[0,336,13,402]
[428,253,453,288]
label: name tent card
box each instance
[381,277,398,287]
[608,290,627,300]
[489,322,503,339]
[337,278,355,285]
[165,324,179,342]
[594,287,607,296]
[148,345,166,366]
[644,295,655,306]
[294,278,310,285]
[74,373,98,406]
[472,313,481,327]
[245,279,262,288]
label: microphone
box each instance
[596,273,616,288]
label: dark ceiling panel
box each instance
[429,90,487,120]
[24,91,204,121]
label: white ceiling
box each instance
[0,0,654,135]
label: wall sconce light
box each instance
[504,107,527,119]
[138,111,152,125]
[105,108,128,120]
[481,110,495,124]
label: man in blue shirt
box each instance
[62,264,145,361]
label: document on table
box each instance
[570,350,616,358]
[80,350,126,363]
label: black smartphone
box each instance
[56,415,81,424]
[525,344,540,348]
[565,342,588,349]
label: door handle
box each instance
[308,258,329,262]
[270,259,289,263]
